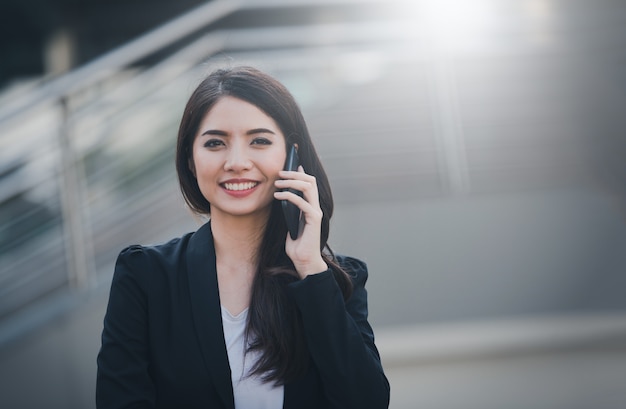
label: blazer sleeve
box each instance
[96,246,155,409]
[287,256,391,409]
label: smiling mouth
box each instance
[223,182,259,191]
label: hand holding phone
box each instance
[281,145,304,240]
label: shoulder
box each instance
[114,232,195,276]
[334,254,368,285]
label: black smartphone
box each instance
[281,145,304,240]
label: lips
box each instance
[222,181,259,191]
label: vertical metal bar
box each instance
[57,97,95,289]
[429,57,471,196]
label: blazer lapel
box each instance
[186,222,235,409]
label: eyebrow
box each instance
[201,128,276,137]
[247,128,276,135]
[201,129,227,136]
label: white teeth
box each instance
[224,182,258,191]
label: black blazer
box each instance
[97,222,390,409]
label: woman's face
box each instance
[191,96,287,221]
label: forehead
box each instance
[199,96,280,131]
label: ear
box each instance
[294,143,299,152]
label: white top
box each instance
[221,306,284,409]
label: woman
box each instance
[96,66,390,409]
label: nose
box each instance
[224,143,252,172]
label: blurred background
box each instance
[1,0,626,408]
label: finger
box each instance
[275,181,320,209]
[273,191,322,220]
[277,169,315,182]
[273,190,309,208]
[276,172,319,205]
[274,179,314,192]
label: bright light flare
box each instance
[407,0,502,53]
[523,0,556,46]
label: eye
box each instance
[203,139,225,148]
[251,137,272,146]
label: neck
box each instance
[210,212,269,316]
[210,211,268,267]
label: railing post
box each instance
[58,97,95,290]
[429,56,471,196]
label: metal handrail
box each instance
[0,0,240,128]
[0,0,398,129]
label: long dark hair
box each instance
[176,66,353,384]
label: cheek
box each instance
[272,152,287,174]
[191,153,212,182]
[191,144,214,171]
[276,143,288,167]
